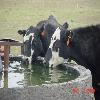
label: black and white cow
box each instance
[18,26,42,56]
[45,24,100,100]
[18,15,68,64]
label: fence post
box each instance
[4,45,10,71]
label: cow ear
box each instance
[65,30,73,37]
[62,22,69,29]
[18,30,23,35]
[18,30,26,36]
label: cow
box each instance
[45,24,100,100]
[18,15,68,64]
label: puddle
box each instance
[0,61,79,88]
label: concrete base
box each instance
[0,64,95,100]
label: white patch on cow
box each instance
[31,49,34,56]
[49,27,61,48]
[24,33,34,42]
[48,27,64,68]
[27,56,32,64]
[24,33,34,64]
[49,50,64,67]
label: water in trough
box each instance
[0,61,79,88]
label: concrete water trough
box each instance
[0,63,95,100]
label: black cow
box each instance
[45,24,100,100]
[18,15,68,64]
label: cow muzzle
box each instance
[43,59,49,67]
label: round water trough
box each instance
[0,63,95,100]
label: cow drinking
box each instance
[45,24,100,100]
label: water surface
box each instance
[0,61,79,88]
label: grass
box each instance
[0,0,100,55]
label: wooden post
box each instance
[4,45,10,71]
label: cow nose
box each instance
[43,60,49,67]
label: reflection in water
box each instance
[24,65,49,86]
[0,62,79,88]
[0,72,2,87]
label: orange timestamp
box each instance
[65,87,95,94]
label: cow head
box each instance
[18,26,32,57]
[18,26,44,63]
[36,15,69,56]
[45,27,72,67]
[40,15,69,49]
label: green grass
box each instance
[0,0,100,54]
